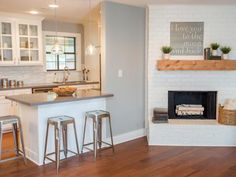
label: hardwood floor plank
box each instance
[1,137,236,177]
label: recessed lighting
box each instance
[49,4,59,8]
[29,10,39,15]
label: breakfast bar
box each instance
[6,90,113,166]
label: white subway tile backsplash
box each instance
[0,66,82,84]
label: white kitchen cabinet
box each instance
[0,13,44,66]
[68,84,100,90]
[0,89,32,117]
[0,20,16,65]
[16,20,43,65]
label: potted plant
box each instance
[221,46,231,59]
[161,46,172,60]
[210,43,220,56]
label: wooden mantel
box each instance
[157,59,236,71]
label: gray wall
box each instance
[101,2,146,136]
[42,20,85,64]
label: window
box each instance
[45,35,77,71]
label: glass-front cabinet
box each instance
[0,21,15,65]
[0,16,43,66]
[17,21,42,65]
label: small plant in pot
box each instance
[161,46,172,60]
[210,43,220,56]
[221,46,231,60]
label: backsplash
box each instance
[0,66,82,84]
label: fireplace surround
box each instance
[168,91,217,119]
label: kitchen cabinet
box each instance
[0,89,32,117]
[68,83,100,90]
[0,13,44,66]
[16,20,43,65]
[0,21,15,65]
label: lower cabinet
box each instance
[0,89,31,117]
[72,84,100,90]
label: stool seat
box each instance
[48,116,74,125]
[86,110,110,119]
[0,115,19,125]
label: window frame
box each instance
[43,31,81,72]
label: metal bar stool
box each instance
[43,115,79,173]
[0,115,27,164]
[81,110,114,159]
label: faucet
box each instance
[63,66,70,84]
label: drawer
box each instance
[14,89,32,95]
[0,90,14,97]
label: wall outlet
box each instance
[118,69,123,78]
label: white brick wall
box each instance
[147,5,236,121]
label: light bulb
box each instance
[51,42,63,55]
[86,44,96,55]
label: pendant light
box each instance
[85,0,96,55]
[51,0,63,55]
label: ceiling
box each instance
[0,0,235,23]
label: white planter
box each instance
[212,50,218,56]
[222,54,229,60]
[163,53,170,60]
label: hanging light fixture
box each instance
[85,0,96,56]
[51,0,63,55]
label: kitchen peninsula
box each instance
[6,90,113,165]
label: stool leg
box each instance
[18,120,27,164]
[72,120,79,155]
[81,116,88,153]
[98,118,102,149]
[43,121,50,164]
[12,123,19,156]
[0,123,2,161]
[93,118,98,159]
[54,125,60,174]
[108,115,115,152]
[62,124,68,158]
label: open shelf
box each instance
[157,59,236,71]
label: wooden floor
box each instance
[1,136,236,177]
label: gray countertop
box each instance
[6,90,113,106]
[0,81,99,91]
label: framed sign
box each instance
[170,22,204,56]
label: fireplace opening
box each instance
[168,91,217,119]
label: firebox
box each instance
[168,91,217,119]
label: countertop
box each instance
[0,81,99,91]
[6,90,113,106]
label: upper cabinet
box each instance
[0,21,15,65]
[0,14,43,66]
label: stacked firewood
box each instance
[176,104,204,116]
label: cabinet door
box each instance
[17,21,42,65]
[0,21,15,65]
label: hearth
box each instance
[168,91,217,119]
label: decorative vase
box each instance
[212,50,218,56]
[163,53,170,60]
[222,54,229,60]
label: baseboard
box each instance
[110,128,146,145]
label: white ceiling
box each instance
[0,0,236,23]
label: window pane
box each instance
[64,37,75,53]
[46,54,57,70]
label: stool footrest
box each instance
[45,149,78,157]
